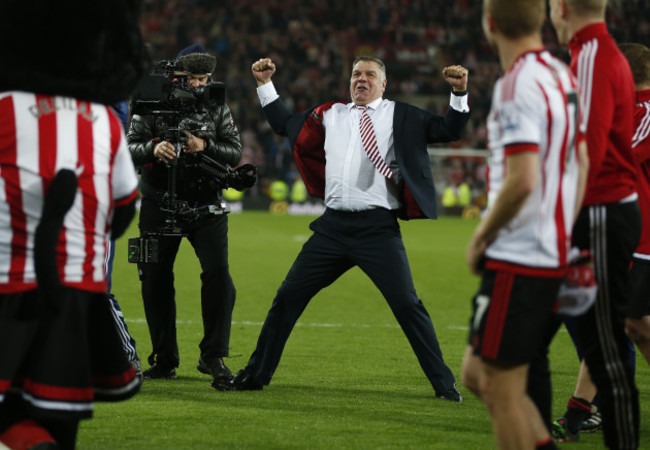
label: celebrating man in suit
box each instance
[213,55,470,401]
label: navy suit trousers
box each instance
[245,207,455,394]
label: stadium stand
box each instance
[138,0,649,203]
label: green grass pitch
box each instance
[76,211,649,449]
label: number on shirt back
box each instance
[565,91,580,169]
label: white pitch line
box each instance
[124,318,568,334]
[125,317,473,330]
[124,318,571,336]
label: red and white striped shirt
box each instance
[485,50,584,274]
[633,89,650,259]
[0,92,139,293]
[569,23,637,205]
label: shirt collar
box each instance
[507,48,546,73]
[349,97,384,111]
[568,22,608,51]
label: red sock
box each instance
[567,396,592,412]
[564,396,592,434]
[0,420,57,450]
[536,436,557,449]
[535,436,557,450]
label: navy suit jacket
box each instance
[263,97,469,220]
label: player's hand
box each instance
[442,65,469,93]
[183,133,205,153]
[252,58,276,86]
[466,233,487,275]
[154,140,176,163]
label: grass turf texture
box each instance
[77,211,649,449]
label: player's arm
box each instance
[579,65,613,183]
[634,106,650,163]
[111,199,136,240]
[111,136,139,239]
[466,147,538,274]
[573,139,589,222]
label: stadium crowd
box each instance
[138,0,650,199]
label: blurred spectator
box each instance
[138,0,650,202]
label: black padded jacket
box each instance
[127,103,242,205]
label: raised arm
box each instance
[442,65,469,93]
[252,58,277,87]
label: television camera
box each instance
[130,59,226,115]
[127,61,256,264]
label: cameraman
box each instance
[127,44,242,383]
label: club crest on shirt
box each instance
[497,102,521,135]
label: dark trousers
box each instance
[529,201,640,449]
[527,316,562,429]
[572,202,640,450]
[245,208,456,394]
[138,197,235,368]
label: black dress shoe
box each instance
[211,369,263,391]
[142,363,177,380]
[197,356,234,382]
[437,384,463,402]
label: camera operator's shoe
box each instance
[142,363,177,380]
[197,356,233,383]
[211,369,263,391]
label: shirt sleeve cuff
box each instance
[449,92,469,113]
[257,82,280,107]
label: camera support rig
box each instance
[127,145,256,264]
[157,141,257,235]
[127,69,256,263]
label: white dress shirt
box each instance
[257,82,468,211]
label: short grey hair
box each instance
[352,55,387,81]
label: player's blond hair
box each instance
[484,0,545,39]
[619,43,650,86]
[564,0,607,17]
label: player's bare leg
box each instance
[552,359,598,441]
[460,345,482,398]
[481,361,549,450]
[462,346,552,449]
[523,395,555,447]
[572,360,597,401]
[626,316,650,364]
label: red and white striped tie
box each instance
[357,105,394,179]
